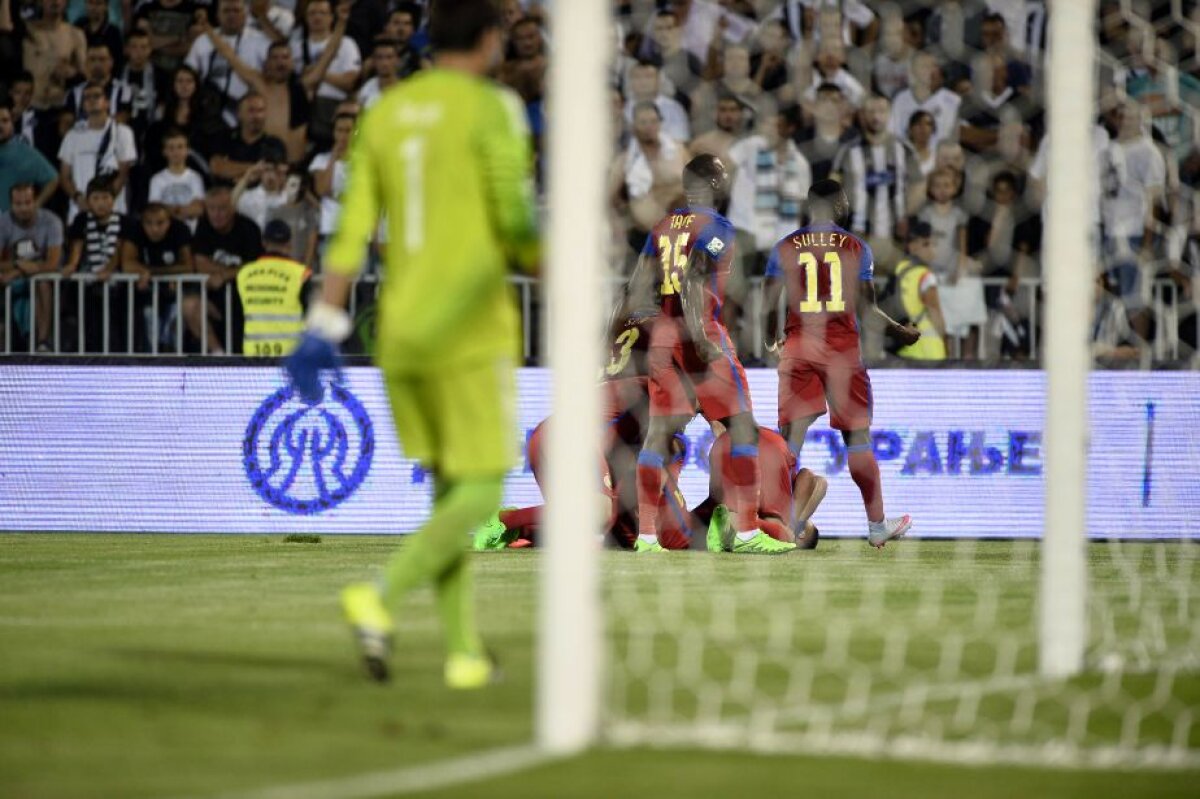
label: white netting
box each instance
[604,537,1199,769]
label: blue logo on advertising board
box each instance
[244,384,374,514]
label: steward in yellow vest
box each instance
[237,220,311,357]
[895,221,947,361]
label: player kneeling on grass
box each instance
[764,179,918,548]
[695,425,825,551]
[285,0,538,687]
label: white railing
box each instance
[1,272,1196,364]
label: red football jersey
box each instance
[642,206,736,349]
[766,224,875,361]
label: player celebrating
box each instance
[285,0,538,686]
[764,179,918,548]
[630,154,794,554]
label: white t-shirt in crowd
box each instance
[308,152,348,235]
[148,167,206,231]
[1099,135,1167,239]
[58,119,138,221]
[1029,124,1110,230]
[890,88,962,148]
[357,76,397,110]
[290,33,363,101]
[236,185,290,231]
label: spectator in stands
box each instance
[75,0,122,71]
[918,165,983,358]
[608,101,688,258]
[839,94,917,255]
[890,51,961,149]
[142,65,204,175]
[663,0,755,64]
[210,92,286,183]
[798,82,852,183]
[625,61,690,143]
[805,38,866,110]
[979,11,1032,94]
[266,166,319,267]
[0,182,64,351]
[645,9,702,98]
[133,0,197,75]
[309,110,354,265]
[688,44,763,137]
[147,128,205,231]
[358,38,403,110]
[187,183,262,354]
[185,0,272,128]
[119,201,192,350]
[62,176,138,351]
[233,153,288,231]
[58,82,137,222]
[726,106,810,357]
[872,9,911,100]
[0,100,59,213]
[1100,99,1166,343]
[789,0,877,46]
[5,71,56,161]
[289,0,360,145]
[246,0,293,42]
[689,94,746,165]
[379,2,425,77]
[23,0,87,111]
[891,219,947,361]
[751,19,792,95]
[201,31,317,165]
[65,43,133,124]
[973,170,1037,359]
[121,31,161,139]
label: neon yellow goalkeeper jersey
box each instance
[324,68,539,374]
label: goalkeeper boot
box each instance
[706,504,735,552]
[732,530,797,555]
[634,536,665,553]
[340,582,394,683]
[472,508,517,551]
[445,651,498,690]
[868,515,912,549]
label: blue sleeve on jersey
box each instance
[695,220,732,262]
[640,233,655,256]
[859,239,875,281]
[764,246,782,278]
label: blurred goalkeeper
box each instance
[284,0,538,687]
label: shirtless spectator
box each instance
[23,0,87,110]
[608,101,688,259]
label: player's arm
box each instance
[861,279,920,346]
[624,239,660,318]
[680,246,723,362]
[478,87,540,273]
[762,245,784,352]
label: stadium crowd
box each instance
[0,0,1196,364]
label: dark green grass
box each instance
[0,535,1195,799]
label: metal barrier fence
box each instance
[1,272,1195,364]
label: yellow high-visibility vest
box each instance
[236,255,310,357]
[895,258,947,361]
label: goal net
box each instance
[567,0,1200,771]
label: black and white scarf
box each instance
[83,213,123,274]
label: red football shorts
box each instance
[647,336,752,422]
[709,427,795,521]
[778,358,873,432]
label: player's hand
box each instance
[697,338,723,363]
[890,324,922,347]
[285,332,345,404]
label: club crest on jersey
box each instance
[243,383,375,514]
[706,238,726,257]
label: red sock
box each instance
[847,446,884,523]
[727,446,760,532]
[636,451,667,537]
[499,506,541,531]
[758,516,792,543]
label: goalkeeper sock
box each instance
[636,450,666,540]
[435,553,481,658]
[381,477,502,656]
[727,445,761,533]
[847,445,884,523]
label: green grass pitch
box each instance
[0,534,1196,798]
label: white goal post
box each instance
[539,0,609,754]
[1040,0,1097,679]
